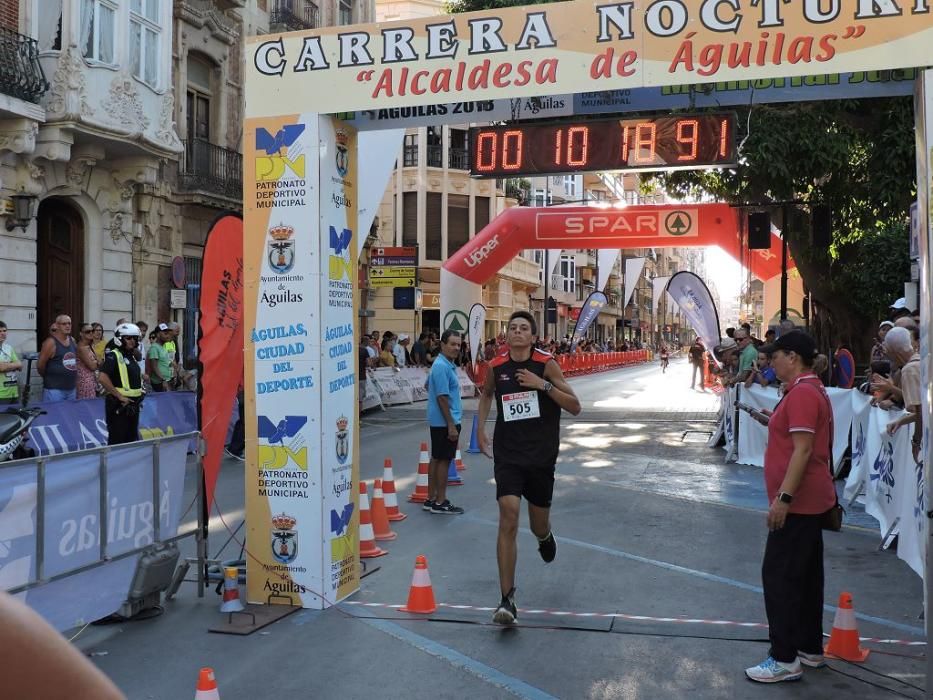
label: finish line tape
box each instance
[343,601,927,646]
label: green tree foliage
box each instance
[646,98,915,355]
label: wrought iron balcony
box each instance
[448,148,469,170]
[269,0,319,31]
[426,145,442,168]
[402,144,418,167]
[0,26,49,104]
[178,139,242,201]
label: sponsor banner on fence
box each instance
[0,437,189,631]
[245,3,933,115]
[25,392,197,456]
[244,114,359,609]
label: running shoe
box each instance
[431,500,464,514]
[421,499,435,512]
[744,656,802,683]
[493,588,517,625]
[537,531,556,563]
[224,447,245,461]
[797,651,826,669]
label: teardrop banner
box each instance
[468,303,486,372]
[571,291,609,346]
[664,271,722,361]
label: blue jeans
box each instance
[42,388,76,402]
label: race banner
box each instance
[623,257,646,307]
[468,303,486,371]
[596,249,620,293]
[245,3,933,115]
[198,214,244,504]
[652,276,671,316]
[665,271,722,351]
[26,392,197,456]
[357,129,404,255]
[243,115,360,608]
[571,291,608,345]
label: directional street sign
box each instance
[370,277,416,288]
[369,266,416,278]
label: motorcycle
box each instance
[0,407,46,462]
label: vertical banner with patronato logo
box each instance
[468,303,486,371]
[243,113,359,608]
[318,116,360,603]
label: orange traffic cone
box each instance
[359,482,387,558]
[454,449,466,471]
[400,555,436,614]
[824,592,870,662]
[407,442,430,503]
[370,479,398,541]
[195,667,220,700]
[382,458,407,521]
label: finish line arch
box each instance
[440,203,793,333]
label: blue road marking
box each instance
[352,615,558,700]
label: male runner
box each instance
[477,311,581,624]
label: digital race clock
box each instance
[469,113,736,177]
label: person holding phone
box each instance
[745,330,836,684]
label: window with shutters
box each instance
[447,194,469,258]
[474,196,490,234]
[426,192,442,260]
[402,192,418,249]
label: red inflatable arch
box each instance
[440,203,793,331]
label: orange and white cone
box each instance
[407,442,430,503]
[381,458,407,521]
[824,591,870,661]
[400,554,436,614]
[219,565,244,613]
[359,481,387,558]
[370,479,398,541]
[454,449,466,471]
[195,667,221,700]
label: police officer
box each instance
[97,323,144,445]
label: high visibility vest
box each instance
[112,349,143,398]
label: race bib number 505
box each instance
[502,391,540,422]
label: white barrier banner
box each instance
[0,438,189,630]
[843,392,874,502]
[736,385,853,469]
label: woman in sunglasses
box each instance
[75,325,100,400]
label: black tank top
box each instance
[490,349,562,467]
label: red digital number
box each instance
[719,117,730,159]
[567,126,588,167]
[475,131,497,172]
[501,130,523,171]
[632,123,657,164]
[676,119,699,161]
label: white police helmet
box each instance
[114,322,141,347]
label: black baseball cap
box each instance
[759,330,817,361]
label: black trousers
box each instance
[762,513,825,663]
[228,392,245,455]
[106,402,140,445]
[690,361,705,387]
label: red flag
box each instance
[197,215,244,504]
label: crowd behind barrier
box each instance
[716,385,925,578]
[0,433,198,631]
[365,351,653,411]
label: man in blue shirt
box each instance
[426,330,465,514]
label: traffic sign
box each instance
[370,255,417,266]
[369,266,416,278]
[373,246,416,257]
[370,277,416,288]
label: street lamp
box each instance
[5,193,38,232]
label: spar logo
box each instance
[463,235,500,268]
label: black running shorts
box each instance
[429,425,460,460]
[494,462,556,508]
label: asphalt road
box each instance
[79,358,927,699]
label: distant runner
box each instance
[477,311,582,625]
[659,344,670,374]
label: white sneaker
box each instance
[797,651,826,668]
[745,656,803,683]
